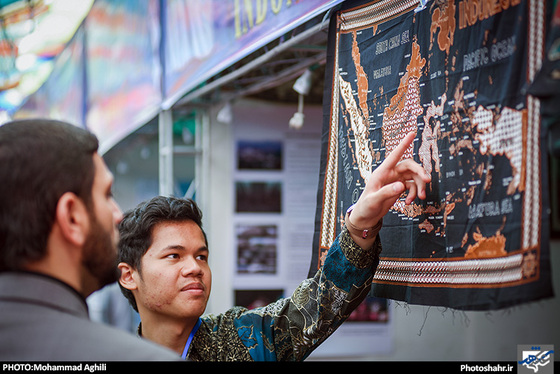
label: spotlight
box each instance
[217,101,232,124]
[289,69,312,129]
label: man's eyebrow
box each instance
[159,244,209,252]
[160,245,186,251]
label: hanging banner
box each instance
[85,0,162,153]
[15,28,85,127]
[162,0,344,108]
[310,0,554,310]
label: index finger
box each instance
[383,131,416,168]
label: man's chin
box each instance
[181,301,208,318]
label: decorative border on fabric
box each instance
[522,0,545,250]
[373,250,541,288]
[319,29,340,252]
[339,0,420,32]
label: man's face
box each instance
[82,153,123,289]
[131,220,211,321]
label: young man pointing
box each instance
[118,132,430,361]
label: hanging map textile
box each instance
[309,0,554,310]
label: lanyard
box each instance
[181,318,201,360]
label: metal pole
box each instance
[158,109,174,196]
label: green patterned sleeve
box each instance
[288,226,382,359]
[228,227,382,361]
[269,227,382,360]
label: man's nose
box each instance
[112,199,123,224]
[181,257,203,277]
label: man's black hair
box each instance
[0,119,98,271]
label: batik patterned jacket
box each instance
[181,227,382,361]
[135,228,380,361]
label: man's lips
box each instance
[181,282,205,293]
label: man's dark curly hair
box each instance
[117,196,207,312]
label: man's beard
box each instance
[82,213,120,290]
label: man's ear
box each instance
[118,262,138,291]
[55,192,89,247]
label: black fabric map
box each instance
[310,0,554,310]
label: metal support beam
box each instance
[173,22,325,108]
[158,109,174,196]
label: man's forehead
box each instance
[93,153,113,184]
[149,221,206,248]
[152,220,203,237]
